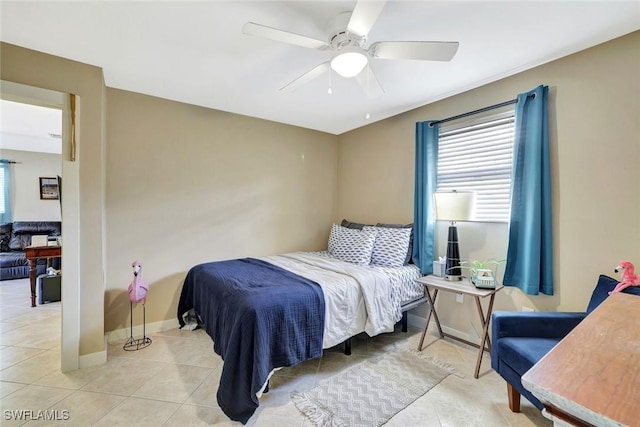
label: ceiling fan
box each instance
[243,0,459,98]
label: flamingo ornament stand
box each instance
[123,260,152,351]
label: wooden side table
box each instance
[416,274,503,378]
[24,245,61,307]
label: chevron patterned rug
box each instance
[292,349,461,427]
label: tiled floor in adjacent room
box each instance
[0,278,550,426]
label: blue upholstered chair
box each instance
[491,274,640,412]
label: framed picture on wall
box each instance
[39,177,60,200]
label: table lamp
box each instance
[434,190,475,281]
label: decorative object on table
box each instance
[292,349,462,427]
[433,190,475,281]
[30,235,48,247]
[39,177,60,200]
[609,260,640,294]
[463,259,505,289]
[123,260,151,351]
[432,256,446,277]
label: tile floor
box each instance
[0,278,551,426]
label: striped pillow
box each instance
[364,226,412,268]
[328,224,377,265]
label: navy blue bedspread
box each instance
[177,258,325,423]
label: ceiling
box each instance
[0,99,62,154]
[0,1,638,135]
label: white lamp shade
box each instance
[331,50,368,78]
[434,191,475,221]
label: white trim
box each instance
[407,313,481,347]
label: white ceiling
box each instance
[0,99,62,154]
[0,1,638,135]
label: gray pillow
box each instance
[340,219,371,230]
[0,234,10,252]
[9,235,31,251]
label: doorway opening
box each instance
[1,80,80,372]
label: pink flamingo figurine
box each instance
[128,260,149,304]
[609,260,640,294]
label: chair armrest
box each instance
[492,311,585,340]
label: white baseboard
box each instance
[407,313,480,346]
[105,318,178,345]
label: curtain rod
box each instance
[430,98,518,126]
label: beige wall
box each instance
[104,89,338,332]
[338,31,640,340]
[1,42,106,359]
[1,149,62,221]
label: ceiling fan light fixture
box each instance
[331,50,368,78]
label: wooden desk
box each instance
[24,245,61,307]
[522,293,640,427]
[415,275,503,378]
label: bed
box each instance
[177,223,425,423]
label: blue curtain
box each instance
[503,85,553,295]
[413,121,439,274]
[0,160,12,223]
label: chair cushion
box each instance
[11,221,61,236]
[497,337,560,375]
[0,251,28,268]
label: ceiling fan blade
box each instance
[280,61,331,92]
[243,22,328,50]
[355,65,384,99]
[347,1,387,37]
[370,41,459,61]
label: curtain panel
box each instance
[0,160,12,223]
[504,85,553,295]
[413,121,439,274]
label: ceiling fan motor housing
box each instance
[327,11,366,51]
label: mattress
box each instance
[260,251,423,349]
[306,251,424,303]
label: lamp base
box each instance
[444,224,462,281]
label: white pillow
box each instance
[328,224,377,265]
[363,225,412,268]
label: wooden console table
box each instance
[25,245,61,307]
[522,292,640,427]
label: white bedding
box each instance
[261,251,415,348]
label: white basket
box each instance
[471,268,496,289]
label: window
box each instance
[0,165,5,216]
[437,113,515,222]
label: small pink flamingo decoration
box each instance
[609,260,640,294]
[128,260,149,304]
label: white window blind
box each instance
[437,115,515,222]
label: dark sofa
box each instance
[0,221,61,281]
